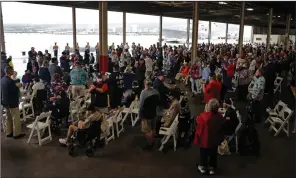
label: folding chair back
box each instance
[274,77,283,94]
[267,100,287,118]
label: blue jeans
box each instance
[190,78,201,94]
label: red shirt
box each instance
[181,65,189,77]
[226,63,234,77]
[193,112,224,148]
[204,80,222,104]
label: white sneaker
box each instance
[209,167,216,175]
[59,138,68,145]
[198,165,206,174]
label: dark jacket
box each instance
[135,64,146,82]
[27,60,39,76]
[138,88,160,119]
[1,76,19,108]
[153,78,170,109]
[223,107,239,135]
[39,67,51,83]
[60,56,70,73]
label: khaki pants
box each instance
[5,107,22,137]
[145,71,152,79]
[71,85,86,99]
[175,73,184,81]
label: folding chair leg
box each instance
[48,125,52,141]
[173,134,177,151]
[37,129,42,146]
[235,136,238,154]
[116,123,119,138]
[27,128,35,144]
[159,135,171,151]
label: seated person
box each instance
[175,62,189,81]
[156,88,181,134]
[222,98,239,136]
[22,70,33,89]
[59,106,106,146]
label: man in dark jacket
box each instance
[1,66,25,139]
[153,72,170,109]
[49,58,63,81]
[60,52,70,73]
[139,79,160,150]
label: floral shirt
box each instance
[50,80,68,98]
[70,68,88,85]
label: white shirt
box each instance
[124,44,129,50]
[32,82,45,91]
[249,59,256,71]
[145,57,153,72]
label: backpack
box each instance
[238,126,261,156]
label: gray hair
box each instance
[207,98,220,113]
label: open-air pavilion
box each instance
[0,2,295,178]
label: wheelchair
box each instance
[68,120,102,157]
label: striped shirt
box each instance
[251,76,265,101]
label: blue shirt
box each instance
[202,66,211,81]
[70,68,88,85]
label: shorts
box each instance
[141,118,156,133]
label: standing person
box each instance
[26,57,39,77]
[1,66,26,139]
[65,43,70,55]
[38,60,51,85]
[108,65,124,109]
[53,42,59,58]
[249,68,265,123]
[70,62,88,99]
[138,79,160,150]
[193,98,224,175]
[144,55,153,79]
[223,58,234,90]
[60,52,70,73]
[237,63,250,101]
[189,59,201,96]
[135,58,146,90]
[95,43,99,55]
[48,58,63,81]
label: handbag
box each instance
[218,140,231,155]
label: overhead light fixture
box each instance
[246,8,253,11]
[277,16,280,18]
[218,2,227,5]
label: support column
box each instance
[99,1,108,72]
[159,15,163,47]
[191,1,199,62]
[0,2,5,53]
[250,26,254,44]
[72,7,77,53]
[238,1,245,57]
[208,21,211,44]
[186,19,190,46]
[266,8,273,50]
[123,12,126,45]
[225,23,228,43]
[285,14,291,51]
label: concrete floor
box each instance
[1,83,295,178]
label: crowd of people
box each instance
[1,40,295,175]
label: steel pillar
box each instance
[225,23,228,44]
[159,15,163,47]
[72,7,77,53]
[266,8,273,50]
[0,2,5,53]
[208,21,211,44]
[285,14,291,51]
[99,1,108,72]
[186,19,190,45]
[123,12,126,45]
[250,26,254,44]
[191,1,199,62]
[238,1,245,57]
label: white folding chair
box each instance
[130,99,139,127]
[265,101,287,123]
[225,111,243,153]
[101,115,115,145]
[159,114,179,151]
[27,111,52,146]
[19,94,35,122]
[112,108,125,137]
[273,77,283,94]
[268,107,294,137]
[69,97,85,122]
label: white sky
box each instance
[2,2,182,24]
